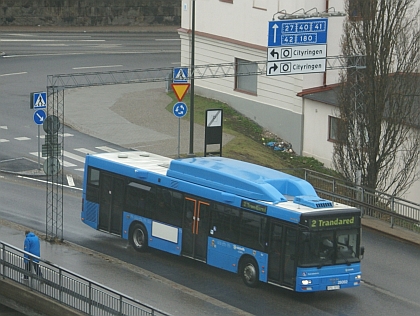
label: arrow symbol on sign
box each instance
[269,63,278,74]
[270,49,279,60]
[272,24,279,44]
[36,112,45,122]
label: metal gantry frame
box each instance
[45,56,365,240]
[45,88,64,241]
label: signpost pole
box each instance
[38,125,41,169]
[178,118,181,158]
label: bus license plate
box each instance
[327,285,340,290]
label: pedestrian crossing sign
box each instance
[173,67,188,83]
[30,92,47,109]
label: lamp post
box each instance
[188,0,196,156]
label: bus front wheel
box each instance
[129,223,148,252]
[240,257,259,288]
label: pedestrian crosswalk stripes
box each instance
[39,133,74,139]
[74,148,97,154]
[63,150,86,163]
[95,146,118,152]
[0,133,74,143]
[28,146,119,172]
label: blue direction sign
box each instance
[33,109,47,125]
[268,18,328,47]
[173,67,189,83]
[173,102,188,118]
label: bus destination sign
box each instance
[310,216,358,229]
[241,200,267,214]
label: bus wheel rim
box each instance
[244,263,256,283]
[134,230,144,248]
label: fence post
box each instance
[0,243,4,279]
[119,294,123,316]
[390,196,395,228]
[89,281,92,315]
[59,268,63,302]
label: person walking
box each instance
[23,230,43,280]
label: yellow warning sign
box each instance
[171,83,190,101]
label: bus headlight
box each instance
[355,274,362,280]
[301,280,312,285]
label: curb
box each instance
[0,169,46,178]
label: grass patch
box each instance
[166,92,339,176]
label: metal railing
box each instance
[293,169,420,232]
[0,242,170,316]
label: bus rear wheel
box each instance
[129,223,148,252]
[240,257,259,288]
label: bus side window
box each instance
[239,211,265,252]
[171,191,183,227]
[211,205,239,243]
[86,167,100,202]
[126,182,151,217]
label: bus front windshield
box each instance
[299,229,360,267]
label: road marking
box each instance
[29,152,77,167]
[0,126,7,129]
[3,51,180,58]
[73,65,123,70]
[0,139,9,143]
[17,175,82,191]
[63,150,86,163]
[38,133,73,139]
[66,174,75,187]
[74,148,97,154]
[96,146,118,152]
[14,137,31,141]
[0,72,27,77]
[0,39,105,42]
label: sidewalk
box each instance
[0,219,251,316]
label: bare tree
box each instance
[333,0,420,196]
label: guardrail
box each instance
[295,169,420,232]
[0,241,170,316]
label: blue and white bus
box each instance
[81,151,364,292]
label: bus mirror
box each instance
[360,246,365,259]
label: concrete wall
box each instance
[0,0,181,26]
[0,279,84,316]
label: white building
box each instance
[179,0,345,154]
[178,0,420,204]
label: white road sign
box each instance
[266,59,326,76]
[267,44,327,62]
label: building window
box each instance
[348,0,360,19]
[235,58,258,95]
[328,116,344,142]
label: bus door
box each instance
[98,173,125,235]
[268,223,297,288]
[182,197,210,262]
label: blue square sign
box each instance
[32,92,47,109]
